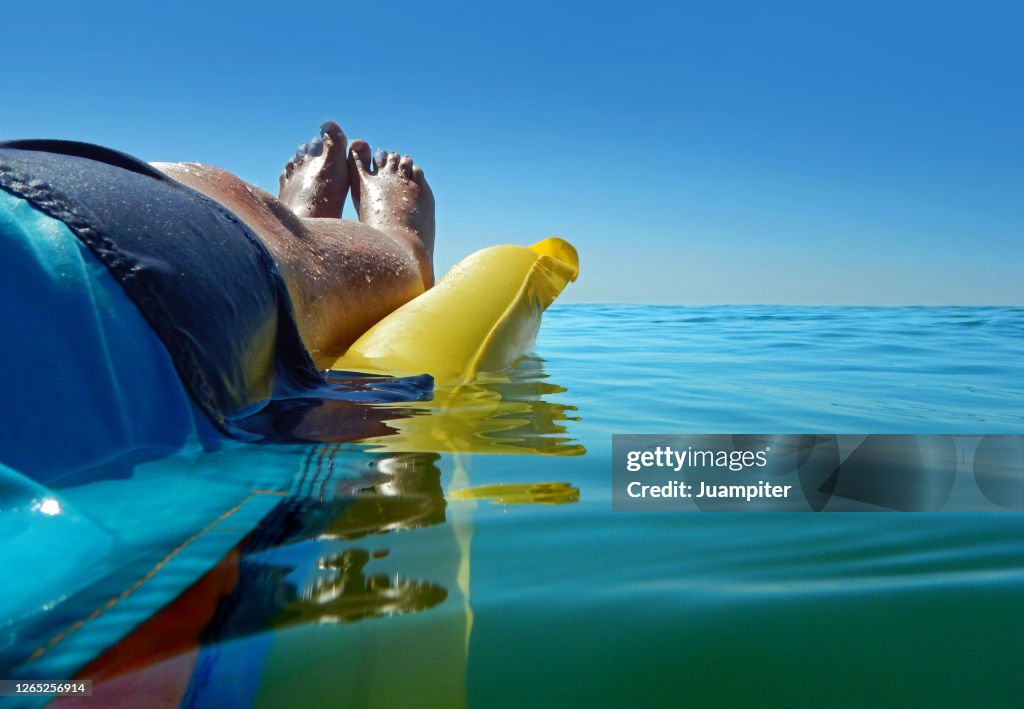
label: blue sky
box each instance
[3,1,1021,304]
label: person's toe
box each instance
[412,164,425,185]
[319,120,347,155]
[349,140,372,174]
[348,139,373,206]
[386,152,401,173]
[398,155,414,179]
[307,135,324,157]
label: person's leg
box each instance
[152,121,435,367]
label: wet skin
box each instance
[152,120,435,368]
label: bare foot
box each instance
[278,120,349,218]
[348,140,435,285]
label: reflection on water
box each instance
[210,450,453,642]
[355,355,587,456]
[61,354,584,706]
[241,356,588,457]
[275,451,449,543]
[301,548,448,624]
[451,482,580,506]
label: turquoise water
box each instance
[459,305,1024,707]
[9,305,1024,707]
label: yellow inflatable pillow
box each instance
[330,237,579,383]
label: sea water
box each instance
[8,305,1024,707]
[239,305,1024,708]
[454,305,1024,707]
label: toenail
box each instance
[308,137,324,156]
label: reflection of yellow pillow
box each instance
[330,238,579,383]
[450,481,580,505]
